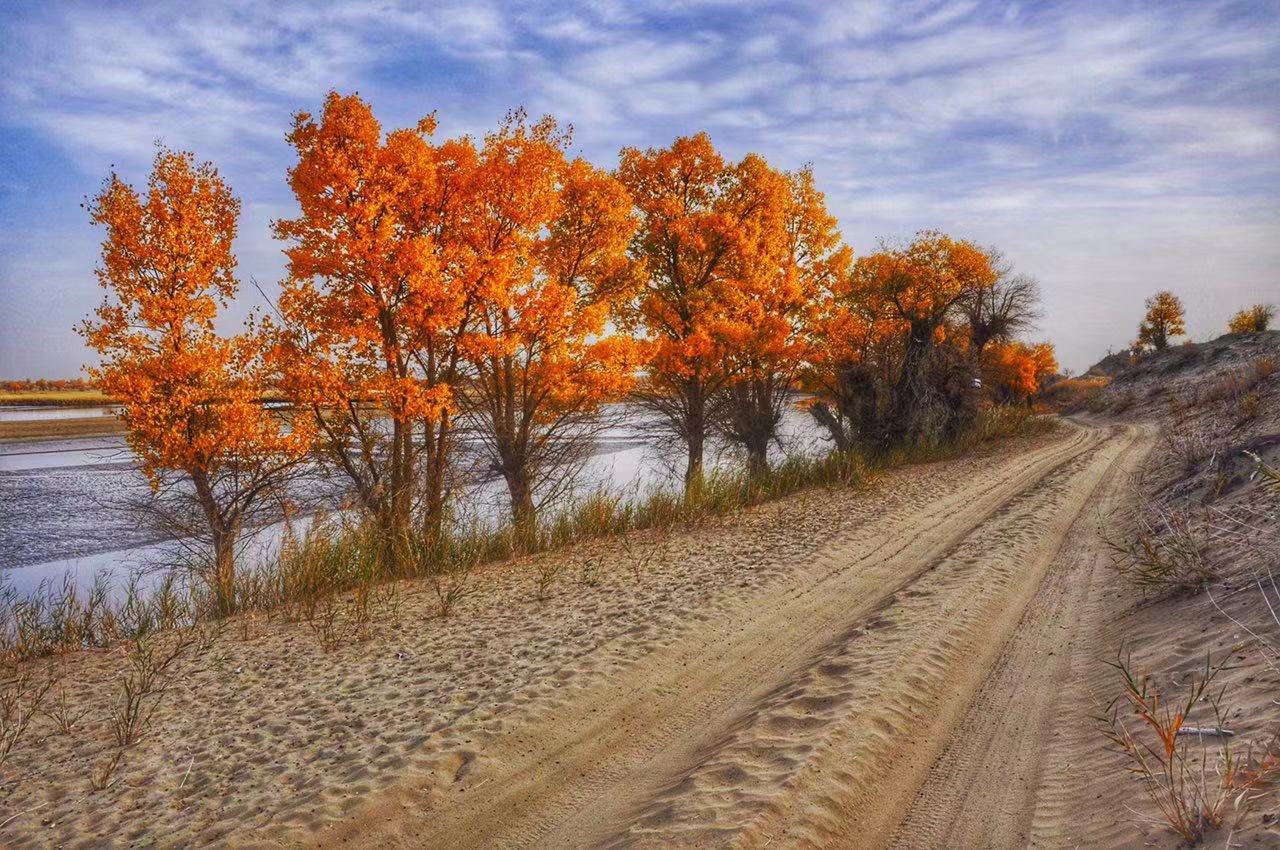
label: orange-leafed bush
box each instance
[984,340,1058,401]
[1227,304,1275,334]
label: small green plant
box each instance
[534,558,564,602]
[577,555,603,588]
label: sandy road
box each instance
[319,421,1152,849]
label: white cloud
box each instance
[1,0,1277,376]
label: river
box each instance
[0,404,827,596]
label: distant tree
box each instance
[81,148,310,613]
[1135,291,1185,352]
[1227,303,1274,334]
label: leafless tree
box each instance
[962,252,1042,356]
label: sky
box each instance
[0,0,1277,377]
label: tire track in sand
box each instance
[314,422,1138,849]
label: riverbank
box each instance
[0,390,114,408]
[0,417,125,441]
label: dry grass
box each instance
[0,416,125,441]
[1099,651,1279,845]
[0,389,114,407]
[1041,375,1111,412]
[0,667,54,774]
[0,405,1050,659]
[1104,494,1216,596]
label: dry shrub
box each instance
[110,625,209,749]
[1099,652,1279,844]
[0,666,54,773]
[1161,411,1230,474]
[41,681,89,736]
[1104,494,1215,595]
[92,623,213,789]
[1041,375,1110,411]
[1110,388,1136,414]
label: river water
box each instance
[0,405,827,597]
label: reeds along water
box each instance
[0,405,1051,664]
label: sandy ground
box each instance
[0,418,125,441]
[3,418,1277,848]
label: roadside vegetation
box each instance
[1089,303,1279,843]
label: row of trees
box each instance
[0,378,97,393]
[81,92,1057,608]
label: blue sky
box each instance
[1,0,1277,376]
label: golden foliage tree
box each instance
[1227,304,1274,334]
[81,148,310,613]
[718,163,851,472]
[272,92,462,551]
[1135,291,1186,352]
[451,113,642,543]
[617,133,776,484]
[852,231,997,442]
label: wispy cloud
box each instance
[1,0,1277,376]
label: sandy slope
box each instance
[314,421,1157,849]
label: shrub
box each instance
[1099,652,1279,844]
[1104,495,1215,594]
[1227,304,1275,334]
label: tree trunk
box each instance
[809,402,851,453]
[212,530,236,616]
[420,414,451,548]
[506,467,537,551]
[889,320,935,444]
[685,382,706,487]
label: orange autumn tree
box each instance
[802,271,906,453]
[452,113,641,544]
[852,231,997,443]
[617,132,758,485]
[719,162,851,473]
[1135,290,1185,352]
[81,148,310,613]
[985,340,1058,403]
[272,92,462,551]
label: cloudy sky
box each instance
[1,0,1277,376]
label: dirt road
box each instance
[320,421,1152,849]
